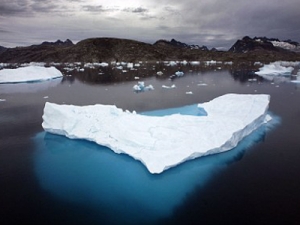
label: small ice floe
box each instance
[168,61,177,66]
[248,78,257,82]
[134,77,140,80]
[197,83,208,86]
[254,62,263,66]
[181,60,188,65]
[133,81,154,92]
[205,60,217,65]
[156,71,163,76]
[175,71,184,77]
[43,96,49,99]
[99,62,109,67]
[116,66,123,70]
[0,99,6,102]
[162,84,176,89]
[190,61,200,65]
[186,91,193,95]
[170,71,184,79]
[79,68,85,72]
[64,67,74,72]
[127,63,133,69]
[84,63,95,69]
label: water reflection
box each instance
[0,77,62,94]
[33,105,279,225]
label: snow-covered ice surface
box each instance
[42,94,271,174]
[0,66,63,84]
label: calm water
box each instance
[1,63,300,225]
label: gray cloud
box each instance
[0,0,30,16]
[81,5,118,13]
[0,0,299,49]
[0,28,10,33]
[133,7,148,13]
[30,0,60,13]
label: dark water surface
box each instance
[1,64,300,225]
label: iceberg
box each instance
[0,66,63,84]
[42,94,271,174]
[255,62,294,76]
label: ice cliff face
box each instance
[42,94,271,174]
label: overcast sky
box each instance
[1,0,300,49]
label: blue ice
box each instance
[34,105,279,225]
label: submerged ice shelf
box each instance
[42,94,271,174]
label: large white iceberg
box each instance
[42,94,271,174]
[0,66,63,83]
[255,61,294,76]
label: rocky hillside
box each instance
[40,39,74,47]
[229,36,300,53]
[0,46,6,54]
[0,37,299,63]
[154,39,209,50]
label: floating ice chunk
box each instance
[205,60,217,65]
[181,60,188,65]
[42,94,271,174]
[175,71,184,77]
[255,62,294,76]
[0,66,63,84]
[248,78,257,82]
[156,71,163,76]
[21,62,46,67]
[190,61,200,65]
[127,63,133,68]
[99,62,109,67]
[0,99,6,102]
[254,62,263,66]
[133,81,154,92]
[162,84,176,89]
[186,91,193,94]
[168,61,177,66]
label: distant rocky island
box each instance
[0,36,299,63]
